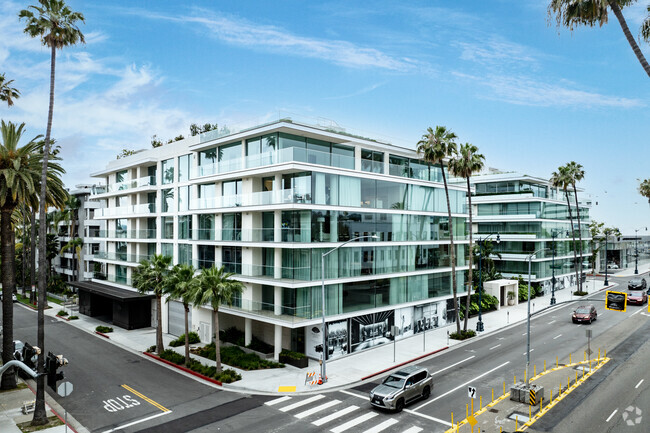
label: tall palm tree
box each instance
[566,161,586,291]
[449,143,485,332]
[548,0,650,78]
[19,2,84,423]
[63,195,80,237]
[194,265,244,373]
[132,254,172,354]
[550,166,581,292]
[642,5,650,42]
[61,237,83,281]
[417,126,461,334]
[0,73,20,107]
[167,264,199,367]
[0,121,42,390]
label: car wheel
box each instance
[588,318,592,324]
[422,386,431,400]
[395,399,404,413]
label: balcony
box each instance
[95,229,157,240]
[94,251,151,264]
[91,176,156,196]
[221,299,315,324]
[93,272,131,286]
[96,203,156,218]
[190,188,309,210]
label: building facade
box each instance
[470,171,591,293]
[87,119,471,360]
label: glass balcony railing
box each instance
[96,203,156,217]
[222,299,314,323]
[95,229,157,239]
[93,272,131,285]
[94,252,151,264]
[189,228,275,242]
[92,176,156,195]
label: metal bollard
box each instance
[544,359,546,372]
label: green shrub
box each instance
[169,332,201,347]
[159,349,185,365]
[220,327,245,346]
[573,290,588,296]
[216,368,242,383]
[96,325,113,333]
[158,349,241,382]
[450,330,476,340]
[279,349,306,360]
[147,345,157,353]
[57,310,68,317]
[68,316,78,320]
[459,292,499,319]
[196,343,284,370]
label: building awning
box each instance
[69,281,155,301]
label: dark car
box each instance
[628,278,647,291]
[627,290,648,305]
[572,305,597,324]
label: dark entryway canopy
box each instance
[69,281,153,330]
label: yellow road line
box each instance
[121,384,170,412]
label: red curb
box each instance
[94,331,110,339]
[56,315,71,321]
[360,346,449,381]
[143,352,223,386]
[24,381,79,433]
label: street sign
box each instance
[585,330,592,338]
[606,291,627,312]
[57,381,73,397]
[468,386,477,399]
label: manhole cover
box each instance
[488,408,499,413]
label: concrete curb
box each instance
[142,352,223,386]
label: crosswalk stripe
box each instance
[265,396,292,406]
[362,418,399,433]
[279,395,325,412]
[331,412,378,433]
[401,427,423,433]
[295,400,341,419]
[312,406,359,426]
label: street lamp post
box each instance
[550,230,558,306]
[320,234,378,384]
[634,229,639,275]
[604,234,609,286]
[475,234,500,332]
[526,247,549,388]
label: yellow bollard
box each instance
[466,403,469,418]
[524,370,527,382]
[514,374,517,385]
[529,404,531,420]
[503,381,506,396]
[492,388,494,402]
[556,356,558,368]
[569,353,572,364]
[544,359,546,372]
[451,412,454,427]
[584,351,586,361]
[480,395,482,410]
[575,371,578,384]
[516,416,518,431]
[568,376,570,389]
[559,382,562,395]
[540,397,543,411]
[534,365,537,377]
[582,367,585,379]
[471,398,474,414]
[598,348,601,360]
[550,389,553,403]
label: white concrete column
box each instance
[274,248,283,279]
[244,318,252,346]
[274,324,282,361]
[383,151,390,174]
[274,285,282,315]
[274,210,282,242]
[354,146,361,171]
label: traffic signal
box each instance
[606,291,627,312]
[22,343,41,371]
[46,352,67,391]
[314,344,323,353]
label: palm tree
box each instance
[194,265,244,373]
[63,195,80,237]
[167,264,199,367]
[61,237,83,281]
[639,178,650,206]
[0,121,42,390]
[449,143,485,332]
[132,254,172,354]
[548,0,650,78]
[550,166,581,292]
[642,5,650,42]
[19,2,84,423]
[417,126,461,334]
[0,73,20,107]
[588,220,604,274]
[566,161,586,291]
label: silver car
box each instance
[369,365,433,412]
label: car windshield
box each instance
[629,280,642,285]
[575,308,590,314]
[382,375,406,388]
[629,291,643,296]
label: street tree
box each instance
[548,0,650,77]
[417,126,461,334]
[448,143,485,332]
[60,237,83,281]
[567,161,586,292]
[194,265,244,373]
[0,73,20,107]
[19,0,85,425]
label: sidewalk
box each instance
[2,264,644,431]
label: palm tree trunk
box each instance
[214,308,222,373]
[1,206,17,390]
[463,177,473,332]
[573,186,584,291]
[156,294,163,353]
[184,303,190,367]
[30,208,36,304]
[22,204,27,298]
[440,163,460,334]
[608,1,650,78]
[32,44,57,427]
[564,190,580,293]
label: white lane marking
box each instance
[497,337,505,340]
[330,412,377,433]
[265,396,292,406]
[401,427,423,433]
[489,344,501,350]
[361,418,399,433]
[553,334,562,339]
[577,324,582,327]
[101,411,171,433]
[280,394,325,412]
[606,409,618,422]
[522,333,527,336]
[404,409,452,426]
[312,406,359,426]
[295,400,341,419]
[413,361,510,411]
[431,356,476,377]
[548,320,556,324]
[339,389,367,400]
[631,308,643,316]
[523,349,535,356]
[635,379,644,389]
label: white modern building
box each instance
[81,118,471,360]
[470,170,591,293]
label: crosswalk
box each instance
[265,394,423,433]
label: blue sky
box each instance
[1,0,649,234]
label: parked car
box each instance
[628,278,647,291]
[627,290,648,305]
[369,366,433,412]
[0,292,17,303]
[572,305,597,324]
[607,263,619,269]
